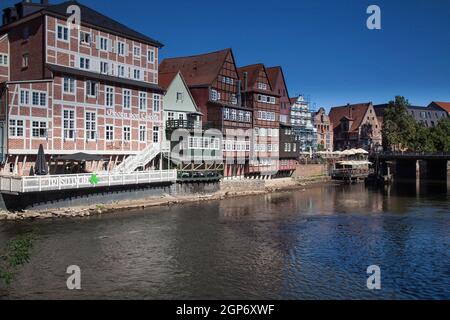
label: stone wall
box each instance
[220,179,266,193]
[293,164,328,178]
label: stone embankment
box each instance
[0,176,330,221]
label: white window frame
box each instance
[118,65,125,77]
[123,126,131,142]
[133,45,141,58]
[152,94,160,112]
[133,69,141,80]
[139,125,146,142]
[139,92,147,111]
[100,61,109,74]
[79,57,90,70]
[63,109,76,140]
[9,119,24,137]
[56,24,69,42]
[105,124,114,141]
[152,126,159,143]
[122,89,131,109]
[85,111,97,141]
[79,30,91,45]
[147,49,155,63]
[0,54,8,66]
[63,77,76,94]
[210,89,218,101]
[99,36,109,51]
[105,86,115,107]
[19,89,29,105]
[117,41,126,56]
[31,91,47,107]
[86,80,98,98]
[32,120,47,139]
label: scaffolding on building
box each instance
[290,95,318,152]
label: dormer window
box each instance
[176,92,183,102]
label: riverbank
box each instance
[0,176,332,221]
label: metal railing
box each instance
[0,170,177,194]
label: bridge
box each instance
[369,152,450,182]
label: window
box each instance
[139,92,147,111]
[100,61,109,74]
[222,76,234,85]
[106,125,114,141]
[223,108,230,120]
[117,42,126,56]
[147,49,155,63]
[123,126,131,142]
[123,89,131,109]
[20,90,29,105]
[31,91,46,106]
[32,121,47,138]
[139,125,146,142]
[245,111,251,122]
[105,86,114,107]
[176,92,183,102]
[99,37,108,51]
[133,46,141,57]
[57,25,69,41]
[85,112,97,140]
[133,69,141,80]
[258,82,267,90]
[231,109,237,121]
[80,31,91,45]
[9,119,24,137]
[168,112,174,120]
[238,111,244,122]
[86,81,97,97]
[0,54,7,66]
[153,94,160,112]
[210,89,219,101]
[118,65,125,77]
[231,94,237,105]
[63,77,75,94]
[63,109,75,139]
[152,126,159,143]
[79,57,90,70]
[22,54,29,68]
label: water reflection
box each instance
[0,181,448,299]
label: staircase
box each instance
[113,144,161,173]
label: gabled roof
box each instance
[266,66,290,98]
[1,1,163,47]
[430,101,450,114]
[237,63,274,93]
[329,103,372,131]
[158,70,202,115]
[159,48,232,87]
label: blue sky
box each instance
[3,0,450,110]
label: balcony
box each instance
[166,119,201,130]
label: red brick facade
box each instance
[0,3,163,176]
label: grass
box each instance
[0,232,35,286]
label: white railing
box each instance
[113,144,161,173]
[0,170,177,194]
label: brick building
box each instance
[314,107,333,151]
[238,64,280,176]
[159,48,252,178]
[329,102,381,151]
[0,0,165,176]
[267,66,298,175]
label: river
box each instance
[0,181,449,299]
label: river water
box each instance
[0,181,449,300]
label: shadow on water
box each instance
[0,180,449,299]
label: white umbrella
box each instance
[341,149,356,156]
[354,148,369,154]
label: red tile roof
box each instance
[266,66,290,98]
[329,103,372,131]
[237,64,264,89]
[158,71,178,90]
[159,48,231,87]
[431,101,450,114]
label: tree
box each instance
[429,118,450,152]
[382,96,418,151]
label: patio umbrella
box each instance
[35,144,48,175]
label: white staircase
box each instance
[113,144,161,173]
